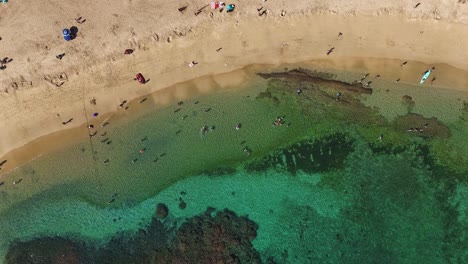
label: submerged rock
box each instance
[179,198,187,210]
[246,133,354,175]
[5,237,90,264]
[155,203,169,219]
[6,207,262,264]
[394,113,451,138]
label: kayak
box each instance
[420,70,431,84]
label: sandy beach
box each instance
[1,0,468,167]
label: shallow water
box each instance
[0,65,467,263]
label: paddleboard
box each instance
[420,70,431,84]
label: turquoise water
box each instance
[0,68,467,263]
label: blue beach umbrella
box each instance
[62,28,71,41]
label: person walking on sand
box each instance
[188,61,198,67]
[56,53,65,60]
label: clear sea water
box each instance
[0,66,467,263]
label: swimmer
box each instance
[243,147,251,156]
[336,92,342,100]
[13,178,23,185]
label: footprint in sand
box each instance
[152,33,159,42]
[44,72,68,87]
[9,82,18,92]
[111,24,120,36]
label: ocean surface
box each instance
[0,65,467,263]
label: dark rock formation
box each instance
[5,237,90,264]
[179,197,187,210]
[167,209,261,264]
[394,113,451,138]
[6,208,262,264]
[246,133,354,174]
[402,95,415,111]
[155,203,169,219]
[258,68,373,95]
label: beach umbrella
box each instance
[62,29,71,41]
[93,112,99,117]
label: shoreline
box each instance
[1,58,467,177]
[1,2,468,171]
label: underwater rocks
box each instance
[258,68,373,95]
[462,100,468,121]
[255,91,281,105]
[246,133,354,175]
[5,237,90,264]
[170,208,261,264]
[394,113,451,138]
[5,207,261,264]
[401,95,415,110]
[155,202,169,219]
[401,95,413,104]
[203,166,237,177]
[179,197,187,210]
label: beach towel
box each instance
[210,2,220,9]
